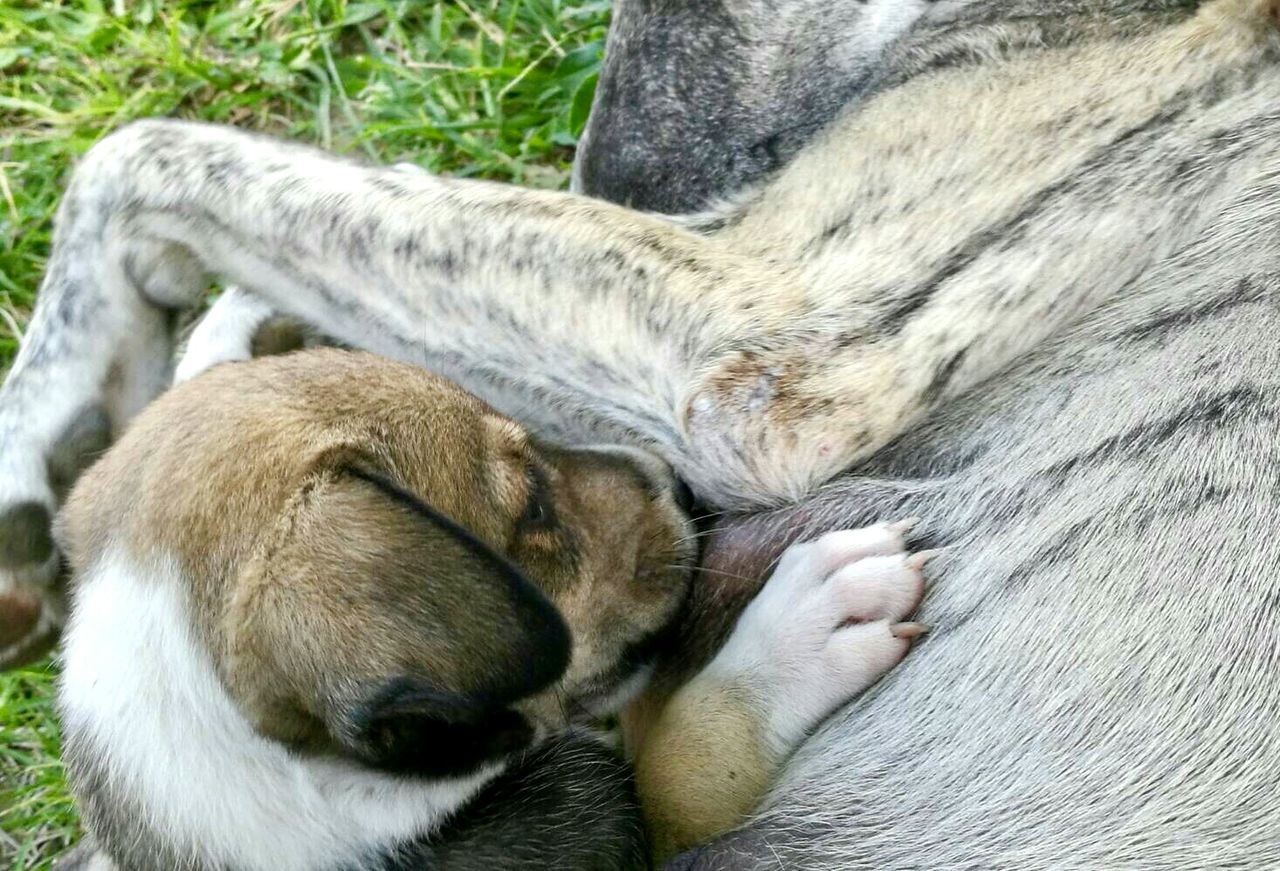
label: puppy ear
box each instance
[347,677,536,778]
[226,461,570,778]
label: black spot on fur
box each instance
[923,349,969,403]
[871,100,1193,335]
[1045,386,1268,483]
[1116,278,1264,344]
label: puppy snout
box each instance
[581,445,684,505]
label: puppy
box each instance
[55,348,928,869]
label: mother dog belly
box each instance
[679,226,1280,867]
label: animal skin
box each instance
[3,0,1280,867]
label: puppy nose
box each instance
[672,477,697,515]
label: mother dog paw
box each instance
[0,529,65,668]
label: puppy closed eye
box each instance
[518,465,556,533]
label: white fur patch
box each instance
[175,287,278,384]
[59,550,495,871]
[704,522,925,756]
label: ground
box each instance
[0,1,608,866]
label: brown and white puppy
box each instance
[54,348,927,870]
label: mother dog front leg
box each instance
[0,119,814,664]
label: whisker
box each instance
[673,527,730,545]
[552,684,571,727]
[667,563,760,583]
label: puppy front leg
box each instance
[633,521,930,862]
[173,288,283,383]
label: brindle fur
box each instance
[6,0,1280,867]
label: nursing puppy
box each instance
[54,348,927,870]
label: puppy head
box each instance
[59,349,694,780]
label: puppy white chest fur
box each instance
[59,549,494,871]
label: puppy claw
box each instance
[889,517,922,535]
[907,549,944,570]
[891,622,930,639]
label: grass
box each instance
[0,666,75,867]
[0,1,609,866]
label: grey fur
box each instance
[677,262,1280,869]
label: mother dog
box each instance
[5,0,1280,867]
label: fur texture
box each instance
[6,0,1280,866]
[59,550,496,871]
[53,347,926,866]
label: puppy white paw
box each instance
[175,288,279,384]
[709,520,931,754]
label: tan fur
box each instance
[57,347,902,864]
[634,681,773,861]
[59,347,694,757]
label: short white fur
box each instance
[697,523,924,756]
[59,549,497,871]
